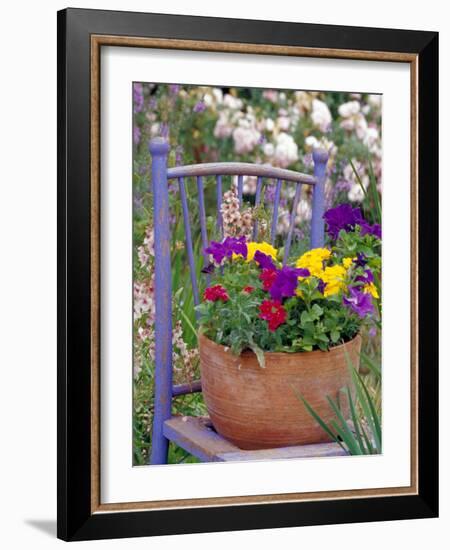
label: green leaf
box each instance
[330,330,340,343]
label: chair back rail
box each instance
[148,137,328,464]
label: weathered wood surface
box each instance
[216,442,346,462]
[167,162,316,184]
[164,415,347,463]
[163,415,239,462]
[172,380,202,397]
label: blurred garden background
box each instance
[133,83,382,465]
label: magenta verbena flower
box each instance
[269,266,309,301]
[205,236,247,264]
[343,286,374,318]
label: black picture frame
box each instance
[57,7,438,541]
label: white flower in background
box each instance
[296,198,312,222]
[276,114,290,131]
[214,113,233,138]
[355,114,368,140]
[363,126,380,152]
[265,118,275,132]
[348,183,365,203]
[223,93,243,110]
[262,89,279,103]
[232,125,261,154]
[368,94,382,109]
[311,99,332,132]
[305,135,320,149]
[343,161,369,203]
[243,175,258,195]
[263,142,275,157]
[203,93,213,107]
[304,135,336,156]
[338,100,360,118]
[220,188,254,238]
[150,123,160,137]
[274,132,298,168]
[294,91,317,114]
[212,88,224,104]
[133,280,155,321]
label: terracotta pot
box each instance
[198,332,361,450]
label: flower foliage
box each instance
[196,207,381,366]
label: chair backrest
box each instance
[148,136,328,464]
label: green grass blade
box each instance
[326,396,361,455]
[360,351,382,379]
[346,387,366,454]
[349,159,368,198]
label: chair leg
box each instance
[150,405,169,465]
[148,137,173,465]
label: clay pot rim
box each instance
[198,331,361,359]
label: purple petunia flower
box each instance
[205,236,247,264]
[317,279,327,295]
[343,286,374,318]
[323,204,364,239]
[360,221,382,239]
[269,266,309,301]
[324,204,382,240]
[355,268,374,285]
[355,252,368,267]
[254,250,276,270]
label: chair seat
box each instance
[163,415,347,462]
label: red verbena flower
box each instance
[259,268,277,291]
[203,285,229,302]
[243,286,255,293]
[259,299,287,331]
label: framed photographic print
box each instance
[57,8,439,541]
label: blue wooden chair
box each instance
[148,137,344,465]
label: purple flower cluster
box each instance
[133,125,141,146]
[254,251,275,270]
[323,204,382,240]
[268,266,310,301]
[193,100,206,113]
[343,287,374,318]
[133,83,144,114]
[169,84,181,95]
[205,236,247,264]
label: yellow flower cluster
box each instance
[320,265,347,296]
[295,248,331,277]
[234,241,278,262]
[296,248,347,297]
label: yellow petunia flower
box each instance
[244,241,278,262]
[321,265,347,297]
[342,257,354,269]
[364,282,379,299]
[295,248,331,277]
